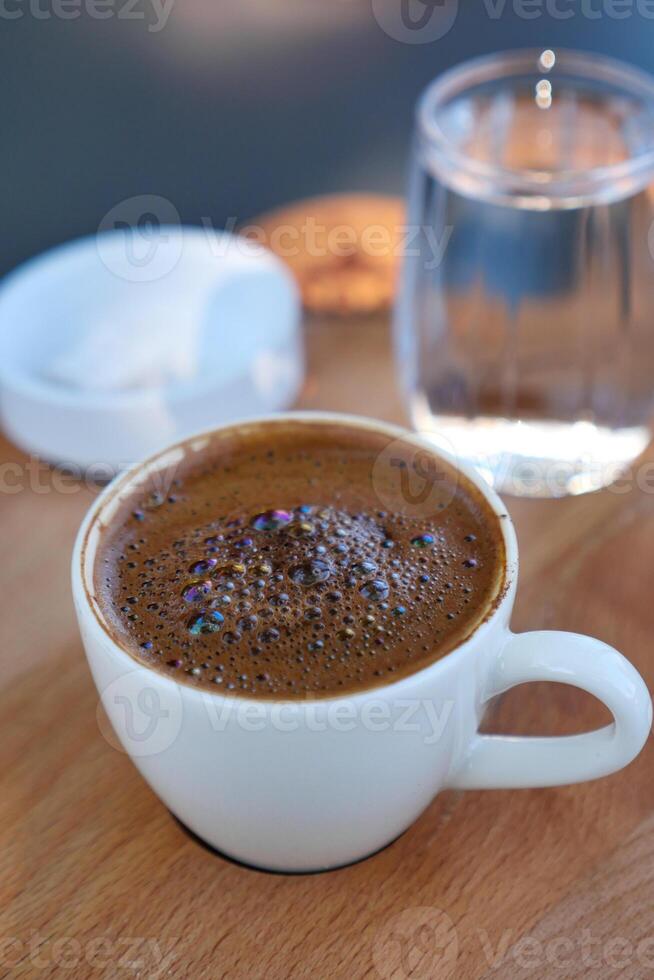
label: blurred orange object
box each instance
[243,194,405,317]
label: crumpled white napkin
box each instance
[45,304,201,392]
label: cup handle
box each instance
[447,631,652,789]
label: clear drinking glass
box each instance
[396,49,654,497]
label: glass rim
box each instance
[417,47,654,198]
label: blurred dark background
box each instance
[4,0,654,277]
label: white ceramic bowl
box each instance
[0,227,302,472]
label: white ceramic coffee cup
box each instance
[72,413,652,872]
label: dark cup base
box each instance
[172,815,404,876]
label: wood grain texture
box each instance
[1,314,653,979]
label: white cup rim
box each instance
[72,411,519,706]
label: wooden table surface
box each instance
[2,314,653,979]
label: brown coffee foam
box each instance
[94,420,505,699]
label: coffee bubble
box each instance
[251,510,292,531]
[359,579,390,602]
[188,611,224,635]
[289,559,332,586]
[182,580,213,602]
